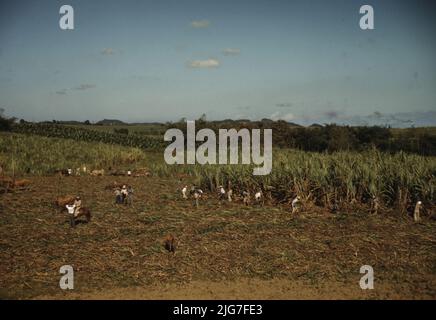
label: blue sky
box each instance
[0,0,435,126]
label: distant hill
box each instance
[200,119,302,127]
[309,123,324,128]
[288,122,302,127]
[96,119,126,125]
[41,120,86,125]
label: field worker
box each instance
[218,186,226,201]
[73,196,82,217]
[127,185,134,205]
[67,168,72,176]
[193,189,203,208]
[255,191,262,204]
[127,170,132,177]
[227,188,233,202]
[242,191,250,206]
[292,196,301,213]
[121,185,128,204]
[114,187,122,204]
[66,204,75,227]
[182,185,188,199]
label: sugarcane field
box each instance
[0,125,435,299]
[1,0,436,305]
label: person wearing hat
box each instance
[218,185,226,201]
[73,196,82,217]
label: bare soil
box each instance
[0,176,435,299]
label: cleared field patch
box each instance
[0,175,435,299]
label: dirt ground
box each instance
[35,278,433,300]
[0,175,435,300]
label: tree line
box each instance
[1,114,435,155]
[167,119,436,156]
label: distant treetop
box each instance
[96,119,126,126]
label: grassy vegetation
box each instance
[0,127,435,299]
[2,132,435,211]
[147,149,435,211]
[65,123,167,136]
[12,122,165,150]
[0,133,148,175]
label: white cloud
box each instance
[191,20,210,28]
[188,58,220,69]
[101,48,115,55]
[222,48,241,56]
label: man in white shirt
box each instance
[218,186,226,201]
[66,204,75,227]
[292,196,301,214]
[182,185,188,199]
